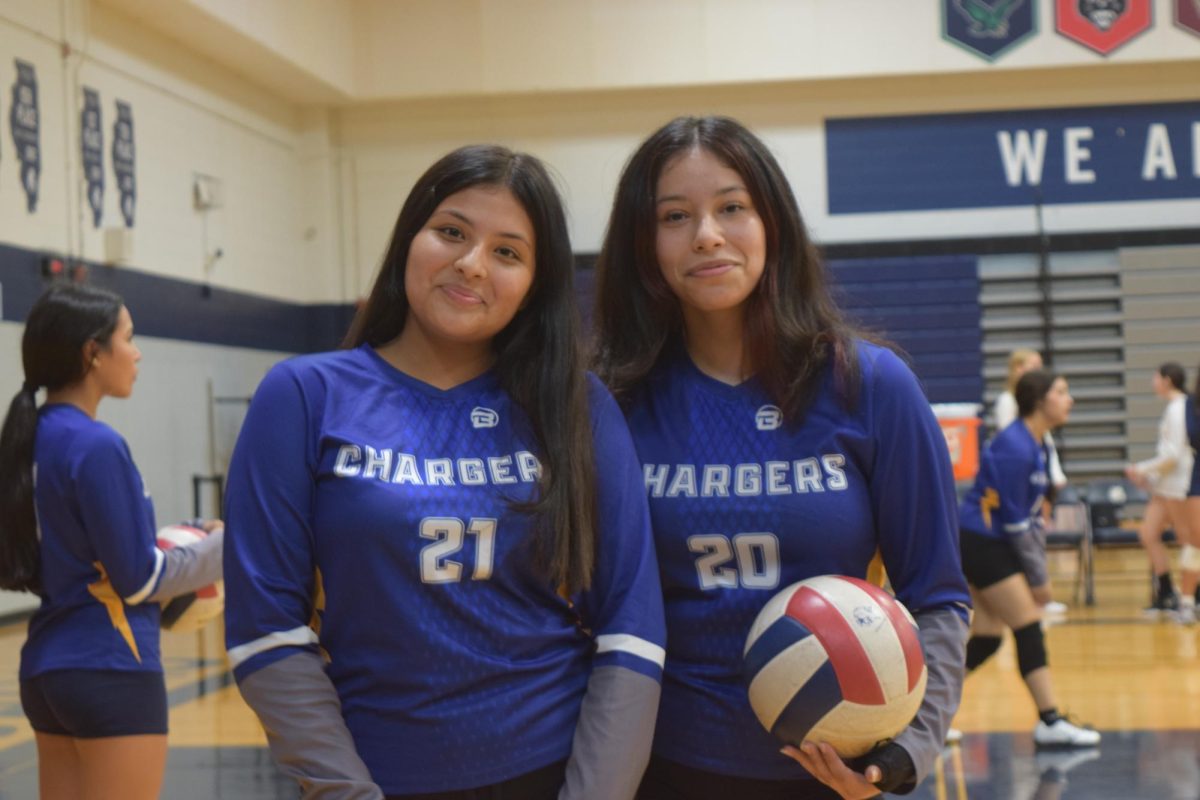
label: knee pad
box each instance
[1013,621,1047,677]
[965,635,1003,672]
[1181,545,1200,572]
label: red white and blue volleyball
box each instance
[743,575,926,757]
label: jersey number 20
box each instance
[688,533,780,590]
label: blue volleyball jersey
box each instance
[624,342,970,780]
[224,345,665,795]
[959,421,1047,541]
[21,404,164,679]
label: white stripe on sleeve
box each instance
[228,626,320,668]
[595,633,666,668]
[1004,520,1031,533]
[124,548,165,605]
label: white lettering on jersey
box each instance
[643,454,852,497]
[363,446,392,481]
[795,458,824,492]
[334,445,362,477]
[392,453,424,485]
[666,465,697,498]
[822,454,848,491]
[645,464,669,497]
[335,444,541,488]
[701,464,731,497]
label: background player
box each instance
[592,115,970,800]
[958,369,1099,748]
[1183,364,1200,624]
[1126,362,1195,619]
[223,145,666,799]
[0,284,224,800]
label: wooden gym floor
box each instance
[0,548,1197,799]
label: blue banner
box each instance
[113,100,136,227]
[81,87,104,227]
[10,59,40,212]
[826,100,1200,214]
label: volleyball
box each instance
[743,575,926,757]
[156,524,224,633]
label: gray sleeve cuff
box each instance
[559,665,660,800]
[891,607,968,792]
[237,651,383,800]
[147,528,224,602]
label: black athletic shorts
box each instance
[20,668,168,738]
[636,754,849,800]
[960,529,1023,589]
[386,759,565,800]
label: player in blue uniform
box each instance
[224,145,666,799]
[958,369,1099,747]
[592,116,971,799]
[0,285,223,800]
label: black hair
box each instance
[1159,362,1185,392]
[1015,369,1062,419]
[343,145,596,591]
[0,284,123,592]
[592,115,865,421]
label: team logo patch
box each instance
[1176,0,1200,37]
[470,407,499,429]
[942,0,1038,62]
[755,405,783,431]
[1055,0,1152,55]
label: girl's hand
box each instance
[782,742,884,799]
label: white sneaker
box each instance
[944,727,963,745]
[1034,717,1101,748]
[1044,601,1068,615]
[1174,602,1197,625]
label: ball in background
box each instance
[155,524,224,633]
[743,575,926,757]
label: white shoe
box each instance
[1044,601,1068,615]
[1034,717,1101,748]
[944,727,963,745]
[1173,603,1197,625]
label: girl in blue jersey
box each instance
[592,116,971,800]
[0,284,224,800]
[958,369,1099,748]
[224,145,666,800]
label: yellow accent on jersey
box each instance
[981,487,1000,529]
[866,550,887,588]
[86,561,141,662]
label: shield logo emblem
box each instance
[1176,0,1200,37]
[1055,0,1153,55]
[942,0,1038,62]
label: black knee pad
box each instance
[965,635,1003,672]
[1013,621,1047,677]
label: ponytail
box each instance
[0,386,41,592]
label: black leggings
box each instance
[386,760,565,800]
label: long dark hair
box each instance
[1015,369,1061,419]
[0,284,123,592]
[592,115,863,422]
[344,145,596,591]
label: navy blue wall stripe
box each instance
[0,244,355,354]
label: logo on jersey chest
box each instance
[471,407,499,429]
[755,405,783,431]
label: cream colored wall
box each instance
[336,59,1200,293]
[0,0,346,303]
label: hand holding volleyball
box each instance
[743,575,926,757]
[156,524,225,633]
